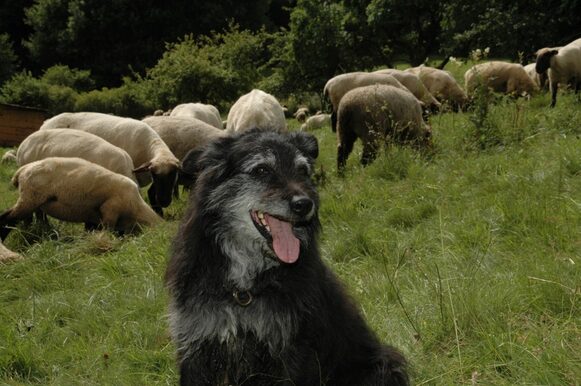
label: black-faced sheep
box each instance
[464,61,538,97]
[405,66,469,111]
[226,89,287,133]
[300,113,331,131]
[16,129,137,183]
[323,72,410,133]
[336,84,432,171]
[142,116,227,161]
[0,157,161,241]
[142,116,228,193]
[524,63,548,90]
[40,112,181,215]
[0,240,23,263]
[293,106,310,123]
[535,38,581,107]
[169,102,223,129]
[374,68,441,112]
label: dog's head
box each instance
[184,129,320,285]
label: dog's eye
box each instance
[297,165,310,176]
[252,165,271,177]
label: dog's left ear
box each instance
[288,132,319,160]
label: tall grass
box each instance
[0,89,580,384]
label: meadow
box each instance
[0,63,580,385]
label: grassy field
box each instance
[1,63,580,385]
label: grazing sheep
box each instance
[40,112,181,215]
[375,68,441,111]
[16,129,137,183]
[142,116,227,161]
[536,38,581,107]
[405,65,469,110]
[464,61,538,97]
[336,84,431,171]
[323,72,410,132]
[169,103,223,129]
[293,106,310,123]
[0,240,23,263]
[300,113,331,131]
[524,63,547,90]
[226,89,287,133]
[1,149,17,164]
[0,157,161,241]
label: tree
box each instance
[0,34,19,84]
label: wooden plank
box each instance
[0,105,48,146]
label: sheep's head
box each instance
[134,156,181,209]
[535,48,558,74]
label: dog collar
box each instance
[232,290,253,307]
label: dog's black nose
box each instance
[290,196,314,217]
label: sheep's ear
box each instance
[288,131,319,161]
[133,161,152,173]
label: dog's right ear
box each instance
[288,132,319,161]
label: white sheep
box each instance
[464,61,538,97]
[323,72,411,132]
[169,103,223,129]
[336,84,431,171]
[1,149,17,164]
[0,157,161,240]
[16,129,137,183]
[535,38,581,107]
[40,112,181,214]
[226,89,287,133]
[0,240,23,263]
[300,113,331,131]
[142,116,228,161]
[374,68,441,111]
[405,65,469,110]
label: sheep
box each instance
[464,61,538,97]
[336,84,432,171]
[405,65,469,111]
[0,240,23,263]
[524,63,546,90]
[1,149,16,164]
[0,157,161,241]
[142,116,228,161]
[226,89,287,133]
[40,112,181,215]
[169,102,223,129]
[323,72,411,133]
[374,68,441,112]
[300,113,331,131]
[16,129,137,183]
[535,38,581,107]
[293,106,310,123]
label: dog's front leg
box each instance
[179,343,228,386]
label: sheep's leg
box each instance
[331,110,337,133]
[99,201,120,233]
[550,81,558,108]
[361,140,379,167]
[0,209,17,241]
[337,131,357,173]
[147,184,164,217]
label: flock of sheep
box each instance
[0,36,580,262]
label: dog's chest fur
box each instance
[169,292,297,358]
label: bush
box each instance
[41,65,95,92]
[74,80,154,118]
[141,24,275,111]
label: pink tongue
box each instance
[264,214,300,263]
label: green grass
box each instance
[1,89,580,384]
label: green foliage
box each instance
[0,34,19,85]
[74,80,154,118]
[141,25,275,110]
[42,65,94,92]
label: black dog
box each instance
[166,129,409,385]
